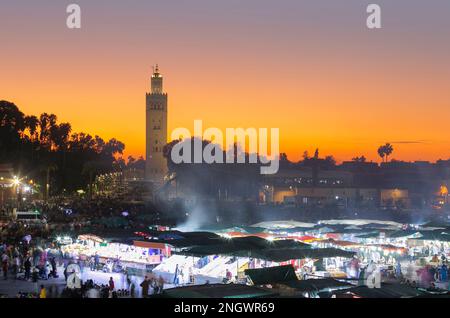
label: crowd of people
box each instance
[0,234,171,298]
[140,275,165,297]
[1,241,59,282]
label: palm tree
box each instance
[50,123,72,189]
[377,146,386,162]
[384,143,394,162]
[378,143,394,163]
[24,115,39,161]
[38,113,58,149]
[50,122,72,151]
[24,115,39,141]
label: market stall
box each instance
[59,234,171,274]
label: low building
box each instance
[261,166,410,208]
[262,186,408,209]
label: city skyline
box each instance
[1,0,450,163]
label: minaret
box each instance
[145,64,168,183]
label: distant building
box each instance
[260,167,410,209]
[94,170,148,201]
[123,168,145,182]
[145,65,168,184]
[380,189,409,208]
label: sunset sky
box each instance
[1,0,449,163]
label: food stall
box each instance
[60,234,171,274]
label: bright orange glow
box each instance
[5,62,449,163]
[1,2,449,164]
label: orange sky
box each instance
[1,1,449,163]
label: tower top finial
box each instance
[152,64,161,78]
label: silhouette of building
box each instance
[145,65,168,184]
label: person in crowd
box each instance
[408,248,415,263]
[108,277,115,291]
[12,254,20,279]
[173,264,179,285]
[125,269,132,289]
[439,264,448,282]
[189,267,194,284]
[63,263,69,281]
[358,266,366,286]
[50,257,57,278]
[79,258,84,273]
[43,260,50,280]
[32,267,39,283]
[429,266,437,282]
[98,285,108,298]
[151,277,158,295]
[89,255,95,271]
[157,275,165,294]
[94,252,100,271]
[226,268,232,282]
[24,257,32,280]
[39,285,47,298]
[140,276,150,298]
[86,285,100,298]
[395,261,402,279]
[1,252,9,280]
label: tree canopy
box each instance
[0,100,125,194]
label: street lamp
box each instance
[11,176,22,209]
[12,176,20,186]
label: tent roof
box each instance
[178,242,355,262]
[198,224,267,234]
[161,283,277,298]
[247,248,356,262]
[411,231,450,242]
[76,229,145,241]
[139,230,223,247]
[245,265,298,285]
[284,278,353,293]
[268,227,315,234]
[322,239,359,247]
[318,219,403,227]
[387,230,420,238]
[355,232,381,239]
[332,283,426,298]
[177,236,311,257]
[251,220,316,229]
[420,221,450,229]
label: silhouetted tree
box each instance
[378,143,394,163]
[302,150,309,160]
[352,156,366,163]
[314,148,319,159]
[0,100,125,196]
[384,143,394,162]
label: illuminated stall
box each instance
[60,234,171,273]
